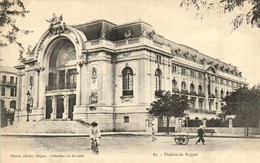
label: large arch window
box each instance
[155,69,162,91]
[122,67,133,96]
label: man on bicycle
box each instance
[90,121,101,146]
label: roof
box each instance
[70,19,243,77]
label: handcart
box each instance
[174,133,196,145]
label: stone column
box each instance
[38,69,45,109]
[195,97,199,110]
[76,63,82,106]
[204,74,209,110]
[51,96,57,119]
[63,95,69,120]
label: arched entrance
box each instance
[45,38,77,120]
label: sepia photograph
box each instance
[1,0,260,163]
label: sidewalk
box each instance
[1,131,260,139]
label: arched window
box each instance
[226,91,229,97]
[122,67,133,96]
[181,81,186,90]
[220,90,224,98]
[215,88,218,98]
[190,83,195,92]
[198,85,203,93]
[1,87,5,96]
[155,69,162,91]
[172,79,177,89]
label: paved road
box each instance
[1,135,260,163]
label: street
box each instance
[1,135,260,163]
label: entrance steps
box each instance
[0,120,90,134]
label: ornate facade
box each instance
[15,17,247,131]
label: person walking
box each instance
[196,125,206,145]
[90,121,101,146]
[152,124,157,141]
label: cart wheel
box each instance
[181,138,189,145]
[174,138,180,145]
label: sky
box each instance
[0,0,260,86]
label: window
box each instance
[190,70,195,77]
[198,85,203,93]
[181,81,186,90]
[10,76,14,84]
[1,87,5,96]
[10,100,16,109]
[181,67,186,75]
[155,69,162,91]
[221,79,224,84]
[190,83,195,92]
[122,67,134,96]
[215,88,218,98]
[220,90,224,98]
[172,79,178,92]
[156,54,162,63]
[198,72,203,79]
[172,64,177,73]
[68,69,77,89]
[2,76,6,83]
[124,116,129,123]
[10,88,15,97]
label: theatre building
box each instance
[15,16,247,131]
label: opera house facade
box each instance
[15,16,247,131]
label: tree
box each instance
[222,85,260,136]
[180,0,260,30]
[149,91,190,134]
[0,0,31,53]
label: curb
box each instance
[1,132,260,139]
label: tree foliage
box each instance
[149,91,190,133]
[222,85,260,128]
[180,0,260,30]
[0,0,31,52]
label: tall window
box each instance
[172,79,177,92]
[156,54,162,63]
[198,85,203,93]
[2,76,6,83]
[10,76,14,84]
[68,69,77,89]
[181,81,186,90]
[155,69,162,91]
[122,67,133,96]
[181,67,186,75]
[220,90,224,98]
[215,88,218,98]
[190,70,195,77]
[190,83,195,92]
[10,88,15,97]
[198,72,203,79]
[172,64,177,73]
[1,87,5,96]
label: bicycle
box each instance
[91,139,99,155]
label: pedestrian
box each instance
[196,125,206,145]
[90,121,101,146]
[152,124,157,141]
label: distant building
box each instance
[0,66,17,127]
[15,17,247,131]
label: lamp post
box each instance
[26,91,31,122]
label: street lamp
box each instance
[26,91,31,122]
